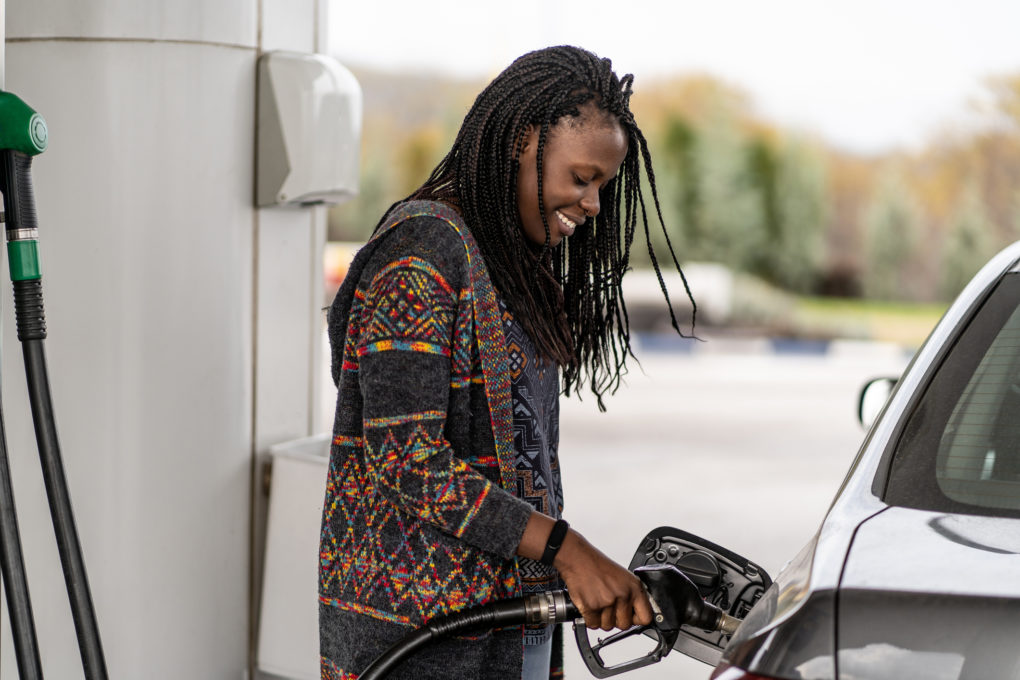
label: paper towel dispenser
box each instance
[256,51,362,207]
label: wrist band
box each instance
[540,519,570,566]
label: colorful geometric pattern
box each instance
[319,202,523,646]
[320,656,355,680]
[500,299,564,647]
[389,205,518,494]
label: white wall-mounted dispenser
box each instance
[256,51,362,207]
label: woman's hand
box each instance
[553,530,653,631]
[517,512,653,631]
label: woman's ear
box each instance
[518,125,538,156]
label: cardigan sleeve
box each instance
[354,219,531,560]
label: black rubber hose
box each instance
[359,595,580,680]
[1,150,108,679]
[0,394,44,678]
[22,340,108,680]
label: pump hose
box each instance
[358,591,579,680]
[1,148,109,679]
[0,392,44,678]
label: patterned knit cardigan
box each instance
[319,201,538,679]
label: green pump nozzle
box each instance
[0,92,46,316]
[0,92,48,156]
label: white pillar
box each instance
[1,2,330,677]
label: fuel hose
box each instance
[0,92,109,680]
[0,378,43,678]
[358,590,578,680]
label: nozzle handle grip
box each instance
[1,150,47,341]
[1,150,39,236]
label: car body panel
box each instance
[836,589,1020,679]
[842,507,1020,596]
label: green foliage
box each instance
[771,139,828,291]
[940,184,995,300]
[696,111,761,271]
[662,117,702,254]
[742,136,827,292]
[656,108,827,293]
[862,171,921,301]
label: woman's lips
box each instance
[555,210,581,237]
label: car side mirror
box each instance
[858,377,897,429]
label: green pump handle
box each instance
[0,92,47,336]
[0,91,48,156]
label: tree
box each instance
[941,183,995,300]
[862,171,921,300]
[661,116,703,258]
[773,138,829,292]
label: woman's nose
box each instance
[580,189,600,218]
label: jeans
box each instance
[520,630,553,680]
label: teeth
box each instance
[556,211,576,230]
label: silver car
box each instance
[629,242,1020,680]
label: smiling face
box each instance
[516,108,629,248]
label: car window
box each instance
[885,272,1020,517]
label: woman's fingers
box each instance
[576,583,648,631]
[614,596,632,631]
[600,606,615,631]
[554,528,655,630]
[632,588,654,627]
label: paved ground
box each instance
[557,339,910,679]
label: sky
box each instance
[329,0,1020,154]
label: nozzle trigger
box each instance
[572,619,678,678]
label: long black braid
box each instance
[407,45,696,407]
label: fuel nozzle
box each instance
[636,563,741,635]
[574,564,741,678]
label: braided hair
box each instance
[408,45,695,407]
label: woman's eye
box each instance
[573,174,589,186]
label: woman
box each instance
[319,45,695,679]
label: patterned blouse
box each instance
[500,298,565,647]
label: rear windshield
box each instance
[885,272,1020,517]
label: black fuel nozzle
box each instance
[574,564,741,678]
[635,563,741,635]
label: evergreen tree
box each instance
[662,116,703,257]
[773,138,828,292]
[696,107,759,270]
[941,184,995,300]
[862,172,920,300]
[742,135,827,292]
